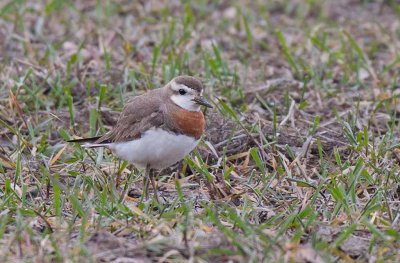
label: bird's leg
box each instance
[142,164,151,200]
[149,169,159,203]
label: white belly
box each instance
[109,128,200,169]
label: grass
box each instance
[0,0,400,262]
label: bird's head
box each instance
[167,75,213,112]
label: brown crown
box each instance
[174,75,203,92]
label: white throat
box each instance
[170,95,201,112]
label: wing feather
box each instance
[95,89,165,144]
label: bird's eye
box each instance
[178,89,187,95]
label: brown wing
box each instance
[95,89,165,144]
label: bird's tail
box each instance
[67,136,110,148]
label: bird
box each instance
[68,75,212,201]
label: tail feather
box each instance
[67,136,102,143]
[83,142,111,148]
[67,136,110,148]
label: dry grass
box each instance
[0,0,400,262]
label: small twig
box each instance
[214,133,249,148]
[244,78,303,94]
[279,99,296,127]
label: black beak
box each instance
[192,96,213,108]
